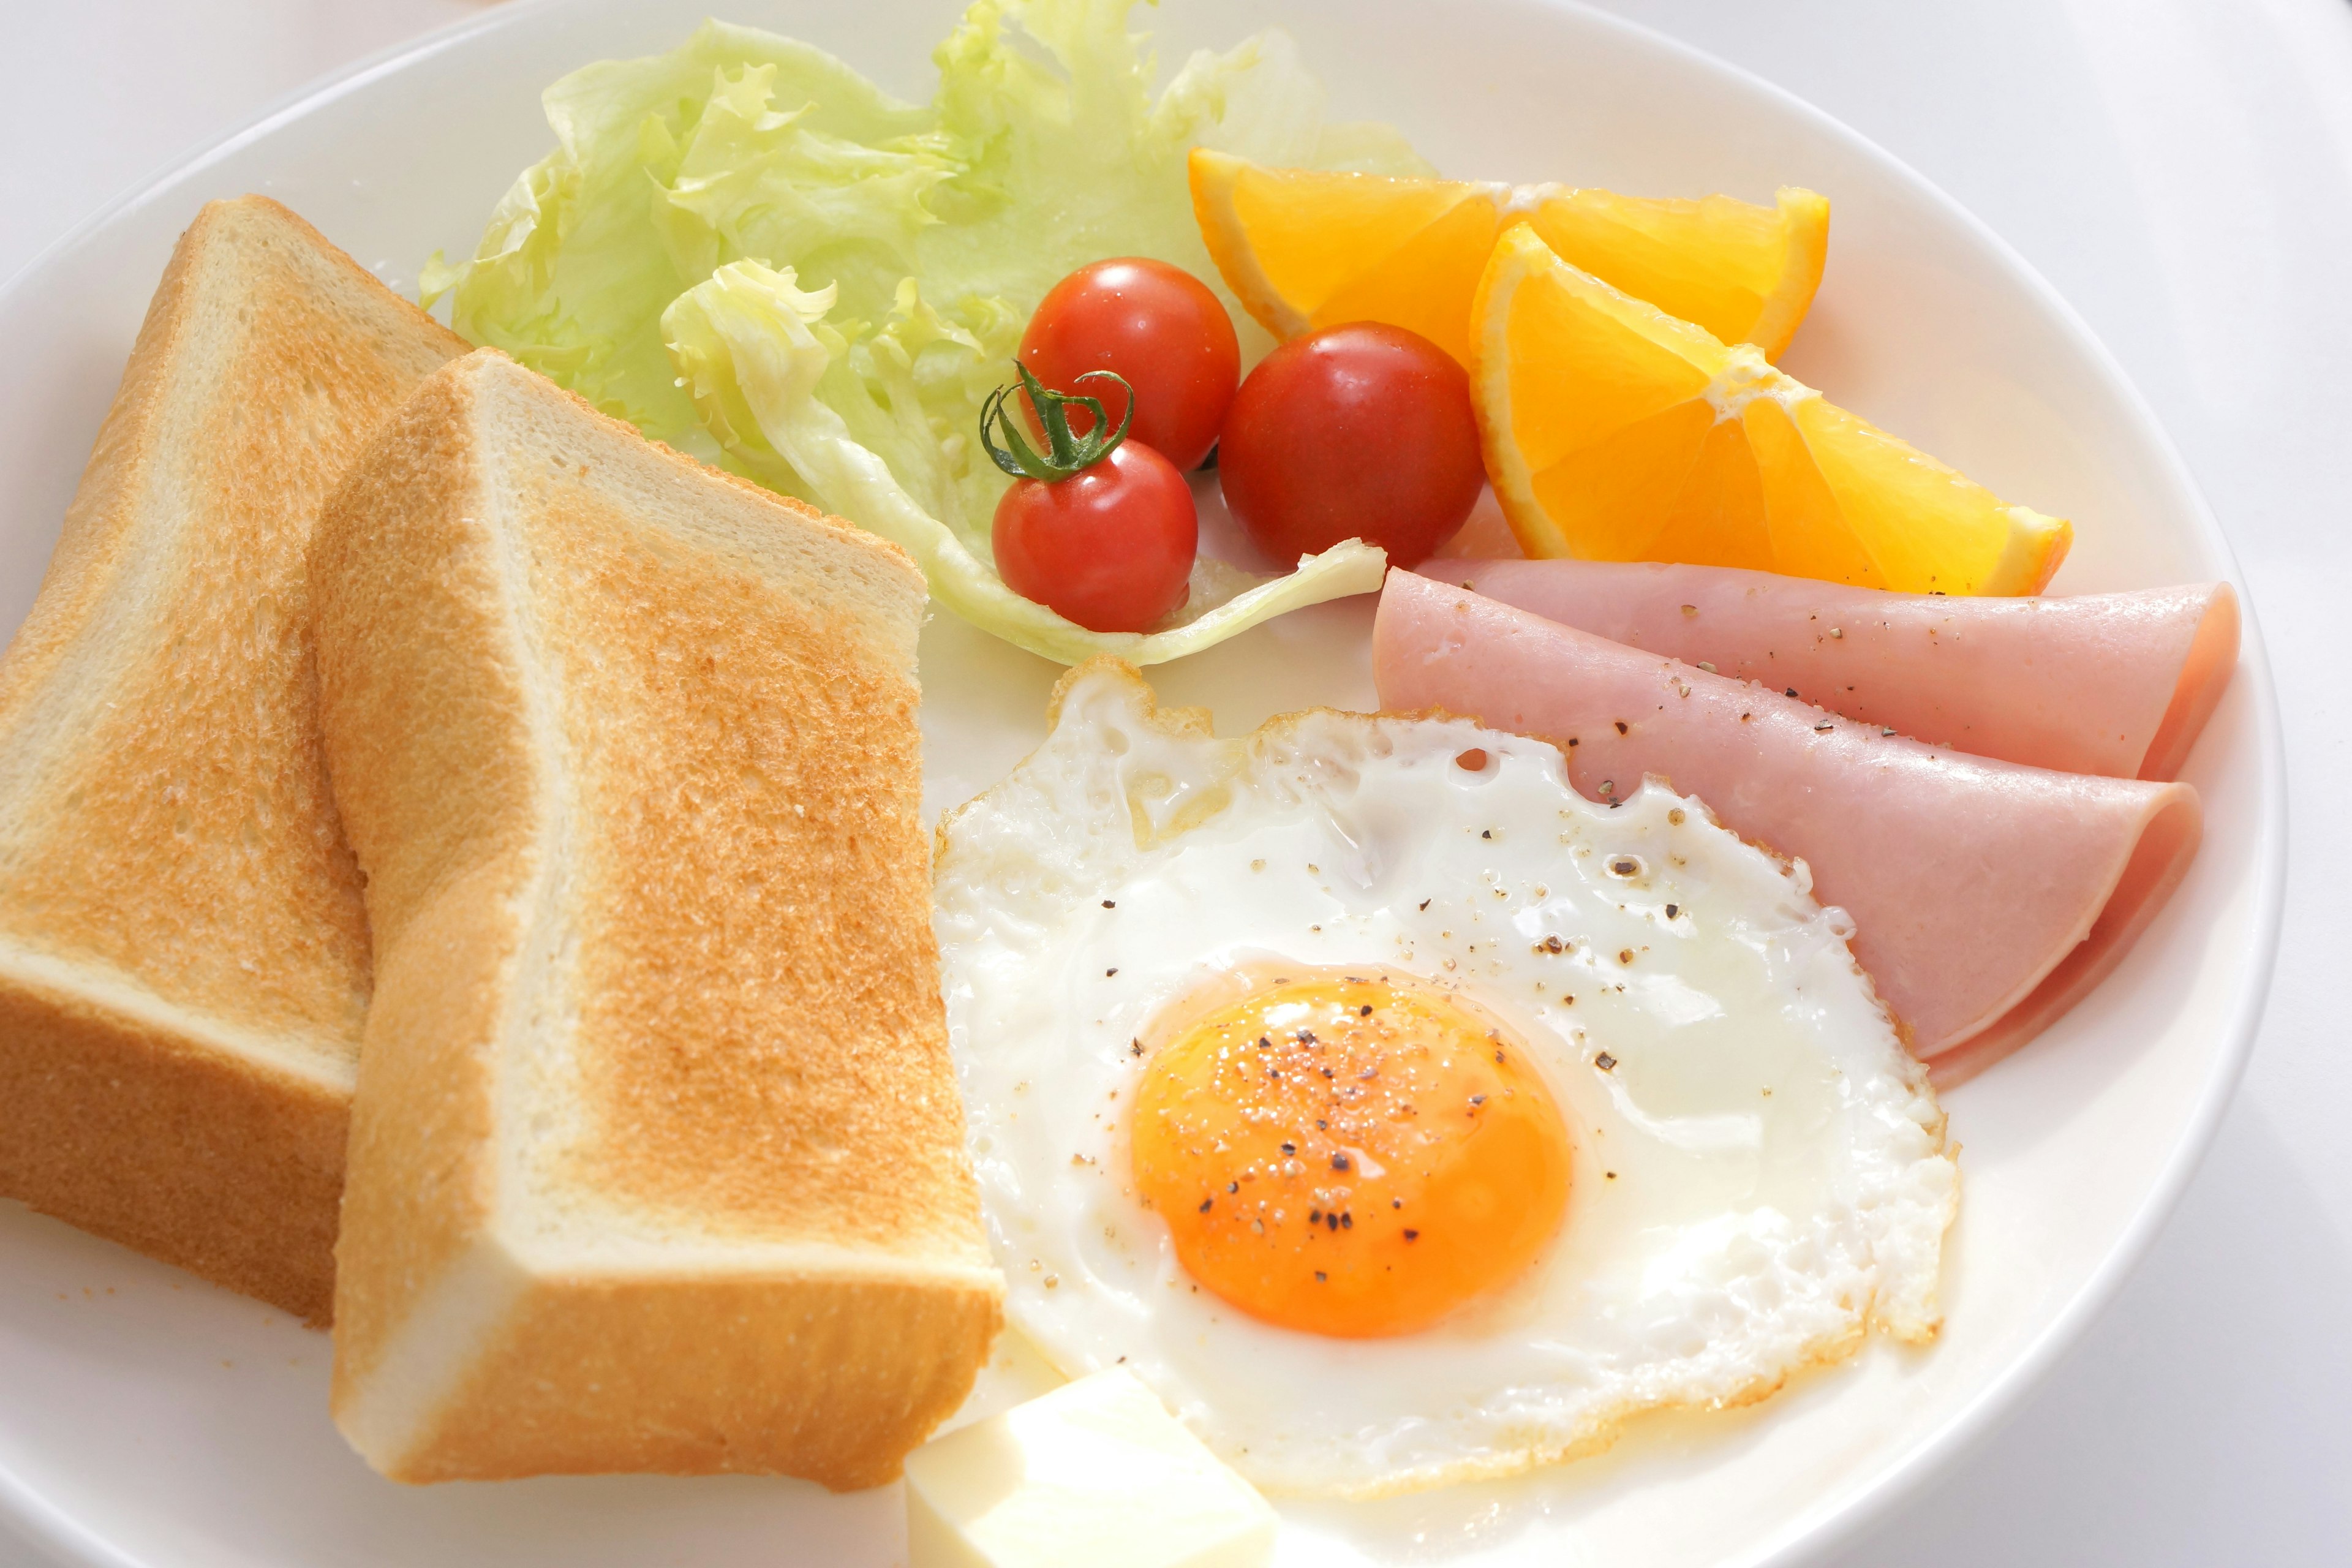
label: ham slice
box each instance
[1420,560,2238,781]
[1374,571,2203,1082]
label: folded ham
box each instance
[1420,560,2237,781]
[1374,571,2203,1082]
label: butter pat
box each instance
[904,1367,1277,1568]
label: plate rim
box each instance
[0,1,2289,1564]
[1509,6,2288,1564]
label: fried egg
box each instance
[932,661,1956,1498]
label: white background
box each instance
[1,1,2344,1562]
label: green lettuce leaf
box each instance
[425,0,1428,664]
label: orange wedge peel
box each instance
[1470,225,2071,595]
[1190,148,1830,366]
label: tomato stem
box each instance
[981,361,1136,481]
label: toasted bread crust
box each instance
[306,362,519,1381]
[0,953,347,1319]
[396,1267,1002,1487]
[318,350,1001,1485]
[0,197,464,1318]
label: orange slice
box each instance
[1190,148,1829,366]
[1471,225,2070,595]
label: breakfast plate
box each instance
[0,0,2284,1564]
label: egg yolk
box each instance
[1130,974,1571,1338]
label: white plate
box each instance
[0,1,2285,1565]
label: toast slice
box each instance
[0,197,465,1321]
[312,350,1003,1487]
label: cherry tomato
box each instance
[1218,323,1485,568]
[993,440,1197,633]
[1019,258,1240,470]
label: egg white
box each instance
[932,661,1957,1498]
